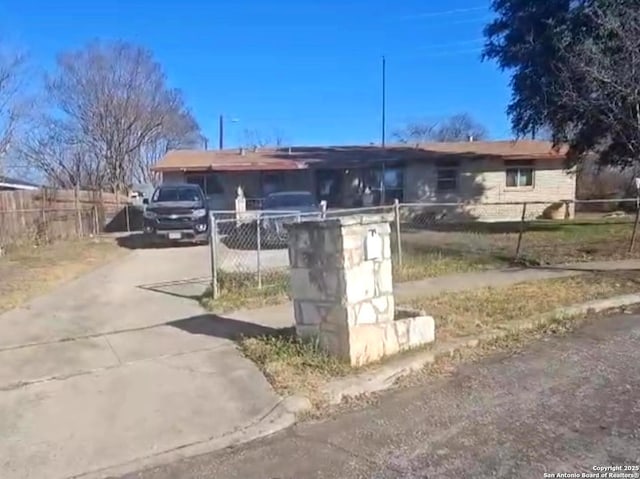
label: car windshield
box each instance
[153,186,203,203]
[265,193,315,208]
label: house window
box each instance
[436,162,459,192]
[506,162,534,188]
[186,173,224,195]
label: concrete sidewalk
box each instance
[0,245,284,479]
[225,258,640,330]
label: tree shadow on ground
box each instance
[167,313,295,341]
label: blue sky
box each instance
[0,0,512,147]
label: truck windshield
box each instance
[153,186,203,203]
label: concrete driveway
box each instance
[0,242,284,479]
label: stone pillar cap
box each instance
[284,213,394,231]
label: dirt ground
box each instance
[0,239,125,313]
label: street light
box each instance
[218,115,240,150]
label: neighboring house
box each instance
[0,176,40,192]
[151,140,576,221]
[128,183,155,206]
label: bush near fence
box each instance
[0,188,132,247]
[206,198,640,304]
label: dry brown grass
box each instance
[202,250,502,314]
[201,270,290,313]
[393,249,503,282]
[241,272,640,412]
[408,270,640,341]
[239,330,350,408]
[0,239,124,313]
[401,219,638,266]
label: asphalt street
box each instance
[121,311,640,479]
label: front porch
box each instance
[161,162,405,211]
[315,164,404,208]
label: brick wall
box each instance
[404,157,576,220]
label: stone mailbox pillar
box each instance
[286,214,435,366]
[234,186,247,225]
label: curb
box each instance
[80,396,311,479]
[318,293,640,405]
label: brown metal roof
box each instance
[408,140,567,159]
[152,141,567,172]
[152,149,308,172]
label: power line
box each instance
[420,47,483,58]
[396,5,488,21]
[448,15,494,25]
[395,47,484,60]
[413,38,484,52]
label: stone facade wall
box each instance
[287,214,435,366]
[404,158,576,221]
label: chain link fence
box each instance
[206,197,640,300]
[208,209,325,297]
[396,198,639,274]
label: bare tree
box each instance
[241,128,270,150]
[393,113,488,145]
[134,110,200,185]
[38,41,199,191]
[272,128,288,147]
[432,113,488,142]
[392,121,437,145]
[0,46,32,175]
[20,117,105,189]
[241,127,290,149]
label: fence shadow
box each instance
[104,206,144,233]
[167,313,295,341]
[137,277,211,301]
[116,233,205,250]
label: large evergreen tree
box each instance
[484,0,640,168]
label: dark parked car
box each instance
[259,191,321,246]
[142,184,209,244]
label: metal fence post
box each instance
[629,196,640,253]
[125,204,131,232]
[320,200,327,219]
[394,198,402,266]
[209,214,219,299]
[92,205,99,235]
[515,202,528,259]
[256,213,263,289]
